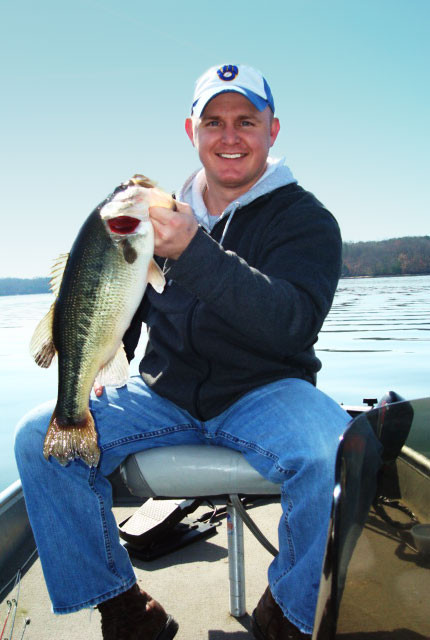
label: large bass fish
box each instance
[30,175,173,467]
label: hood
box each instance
[177,157,297,234]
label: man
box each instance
[15,64,350,639]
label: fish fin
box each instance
[50,253,69,297]
[44,408,100,467]
[130,174,157,188]
[94,344,129,388]
[30,303,57,368]
[147,259,166,294]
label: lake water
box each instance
[1,275,429,492]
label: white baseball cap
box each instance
[191,64,275,117]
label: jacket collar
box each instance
[177,157,297,231]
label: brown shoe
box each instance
[97,583,178,640]
[251,586,311,640]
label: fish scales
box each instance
[30,175,172,467]
[53,209,141,423]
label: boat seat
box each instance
[120,393,416,637]
[120,444,281,617]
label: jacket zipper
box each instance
[185,298,208,421]
[187,207,240,420]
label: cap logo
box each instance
[217,64,238,81]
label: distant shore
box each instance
[1,271,430,296]
[0,277,50,296]
[341,272,430,280]
[2,234,430,295]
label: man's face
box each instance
[185,92,280,195]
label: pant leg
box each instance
[14,376,202,614]
[207,378,351,635]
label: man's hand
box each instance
[149,200,198,260]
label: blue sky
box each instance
[1,0,428,278]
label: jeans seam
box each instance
[273,595,313,636]
[52,577,137,614]
[271,489,296,582]
[88,466,123,580]
[217,431,278,461]
[101,423,197,451]
[217,431,297,481]
[282,488,295,567]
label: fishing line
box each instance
[0,571,19,640]
[0,601,12,640]
[1,600,16,640]
[18,618,30,640]
[6,570,21,640]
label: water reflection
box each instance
[317,275,430,405]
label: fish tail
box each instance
[43,408,100,467]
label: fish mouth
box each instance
[107,215,141,235]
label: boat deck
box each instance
[1,497,429,639]
[0,501,277,640]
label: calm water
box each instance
[1,275,429,491]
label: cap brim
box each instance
[192,87,270,118]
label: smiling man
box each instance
[185,90,280,207]
[144,66,350,638]
[15,64,350,640]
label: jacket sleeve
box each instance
[165,197,342,358]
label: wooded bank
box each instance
[342,236,430,277]
[1,236,429,295]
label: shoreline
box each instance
[1,272,430,296]
[340,272,430,280]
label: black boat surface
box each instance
[1,395,429,639]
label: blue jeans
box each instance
[14,377,350,634]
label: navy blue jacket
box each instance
[123,183,342,421]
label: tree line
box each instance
[342,236,430,277]
[1,236,429,295]
[0,277,50,296]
